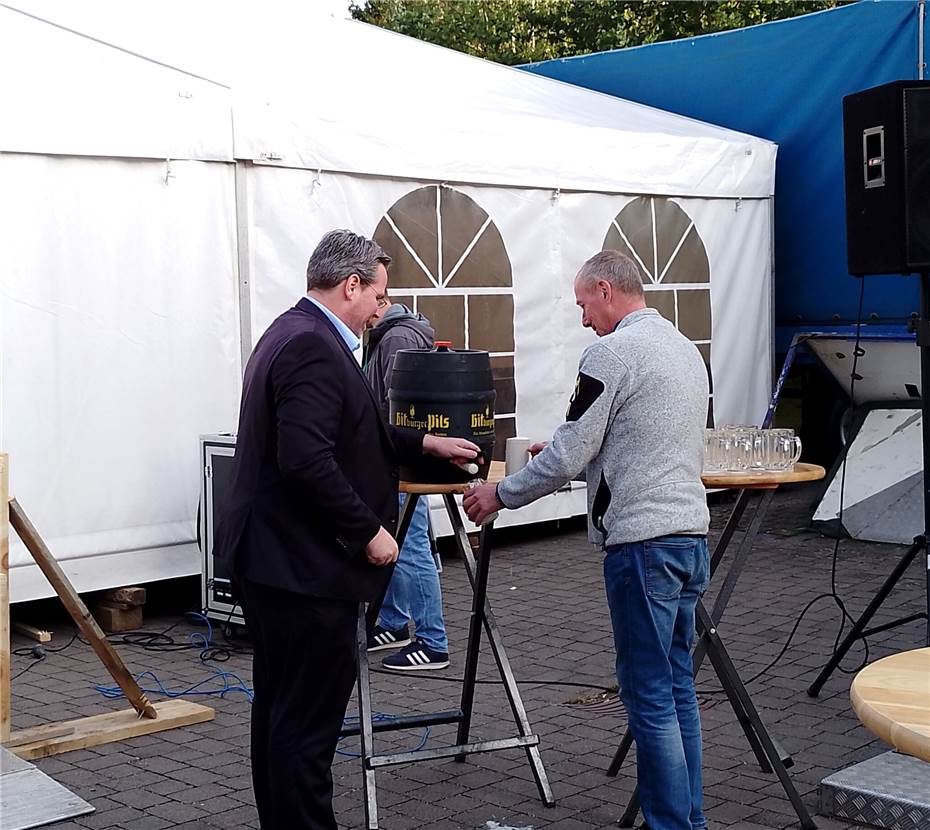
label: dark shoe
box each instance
[382,639,450,671]
[367,624,411,652]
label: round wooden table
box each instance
[850,647,930,763]
[701,461,826,489]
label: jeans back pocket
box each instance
[643,537,699,601]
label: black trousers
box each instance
[238,579,358,830]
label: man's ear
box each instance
[344,274,360,300]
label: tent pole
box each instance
[920,0,926,80]
[235,160,253,376]
[1,453,10,742]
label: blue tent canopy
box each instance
[523,1,924,349]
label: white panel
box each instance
[247,170,772,531]
[0,154,241,576]
[814,408,922,522]
[0,6,233,160]
[685,198,774,426]
[807,338,919,404]
[2,2,775,197]
[10,543,200,603]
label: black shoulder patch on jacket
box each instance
[566,372,605,422]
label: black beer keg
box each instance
[388,342,495,483]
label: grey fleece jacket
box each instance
[497,307,709,547]
[363,304,435,417]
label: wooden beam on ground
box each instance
[8,499,157,720]
[1,453,10,743]
[7,699,215,761]
[12,622,52,643]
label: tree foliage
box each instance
[350,0,848,65]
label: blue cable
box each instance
[336,713,431,757]
[94,611,253,702]
[95,669,254,702]
[93,612,431,754]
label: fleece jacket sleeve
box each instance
[497,341,630,509]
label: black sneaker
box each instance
[382,640,450,671]
[367,624,411,652]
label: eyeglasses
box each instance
[361,281,388,308]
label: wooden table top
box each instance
[700,462,826,490]
[401,461,826,495]
[850,647,930,763]
[400,460,506,495]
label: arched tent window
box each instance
[603,197,715,425]
[374,185,517,458]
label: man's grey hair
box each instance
[306,230,391,291]
[576,250,645,298]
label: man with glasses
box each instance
[214,229,479,830]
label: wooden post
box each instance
[1,453,10,742]
[0,453,214,758]
[9,499,156,720]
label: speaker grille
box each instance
[904,87,930,269]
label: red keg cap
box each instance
[434,340,453,349]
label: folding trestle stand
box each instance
[808,273,930,695]
[341,476,554,830]
[607,484,819,830]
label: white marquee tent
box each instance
[0,1,777,601]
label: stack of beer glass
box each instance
[704,425,802,474]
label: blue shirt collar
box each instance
[304,295,361,353]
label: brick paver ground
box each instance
[8,481,927,830]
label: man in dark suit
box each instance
[213,229,479,830]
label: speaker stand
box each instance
[807,272,930,697]
[918,270,930,647]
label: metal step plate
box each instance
[820,751,930,829]
[0,747,94,830]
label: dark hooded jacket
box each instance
[364,304,435,418]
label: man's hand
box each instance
[365,526,398,566]
[528,441,548,457]
[463,482,503,525]
[423,434,480,463]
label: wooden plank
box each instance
[7,699,214,761]
[102,586,146,606]
[8,499,157,719]
[11,622,52,644]
[92,602,142,632]
[3,724,74,748]
[1,453,10,743]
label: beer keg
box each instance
[388,342,495,483]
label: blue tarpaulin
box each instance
[523,1,925,349]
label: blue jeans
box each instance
[378,495,449,653]
[604,535,710,830]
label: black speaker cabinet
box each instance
[843,80,930,275]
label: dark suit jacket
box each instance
[213,298,423,602]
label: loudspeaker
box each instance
[843,80,930,275]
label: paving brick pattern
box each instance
[10,482,927,829]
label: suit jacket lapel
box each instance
[295,298,395,447]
